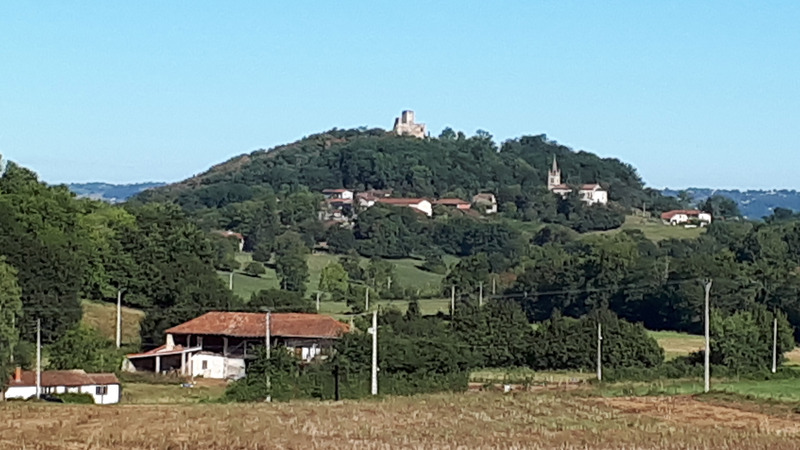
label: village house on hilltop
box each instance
[547,156,608,205]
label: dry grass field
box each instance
[2,391,800,449]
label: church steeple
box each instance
[547,155,561,190]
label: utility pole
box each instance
[371,310,378,396]
[492,277,496,295]
[387,276,392,291]
[479,282,484,307]
[116,289,123,348]
[450,285,456,316]
[36,318,41,399]
[703,279,712,393]
[265,311,271,402]
[229,272,234,291]
[596,322,603,381]
[316,292,321,313]
[365,287,370,311]
[772,316,778,374]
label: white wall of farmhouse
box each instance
[191,353,246,380]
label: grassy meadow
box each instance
[590,215,706,242]
[81,299,145,346]
[219,251,451,301]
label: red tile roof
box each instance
[580,184,602,190]
[661,209,702,220]
[322,189,352,193]
[7,370,119,388]
[376,198,428,206]
[165,312,350,339]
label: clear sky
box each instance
[1,1,798,189]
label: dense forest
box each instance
[0,160,237,385]
[134,129,683,231]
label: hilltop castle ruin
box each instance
[392,110,427,138]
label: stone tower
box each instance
[547,156,562,190]
[393,110,427,138]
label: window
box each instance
[202,360,208,370]
[96,386,108,395]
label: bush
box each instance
[529,310,664,371]
[244,261,266,277]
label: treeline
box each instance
[226,296,796,402]
[430,212,800,342]
[225,301,665,402]
[0,160,236,387]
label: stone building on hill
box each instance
[393,110,427,138]
[547,156,608,205]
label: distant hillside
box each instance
[662,188,800,220]
[68,182,165,203]
[135,128,679,214]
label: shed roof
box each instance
[7,370,119,388]
[165,312,350,339]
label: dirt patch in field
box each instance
[601,395,800,434]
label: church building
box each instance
[547,156,608,205]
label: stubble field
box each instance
[2,391,800,450]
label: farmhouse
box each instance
[375,198,433,217]
[213,230,245,252]
[661,209,712,226]
[472,193,498,214]
[4,368,120,404]
[547,156,608,205]
[322,189,354,200]
[124,312,349,380]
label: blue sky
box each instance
[1,1,798,189]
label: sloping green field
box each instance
[220,252,450,301]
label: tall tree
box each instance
[274,232,310,295]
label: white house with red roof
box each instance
[322,189,354,200]
[375,198,433,216]
[661,209,712,225]
[124,312,349,380]
[547,156,608,205]
[4,368,120,404]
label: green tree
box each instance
[244,261,266,277]
[274,232,310,294]
[339,250,364,281]
[319,262,349,301]
[48,325,123,373]
[708,308,794,374]
[0,258,22,389]
[701,195,741,220]
[366,257,395,291]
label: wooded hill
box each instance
[135,128,680,216]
